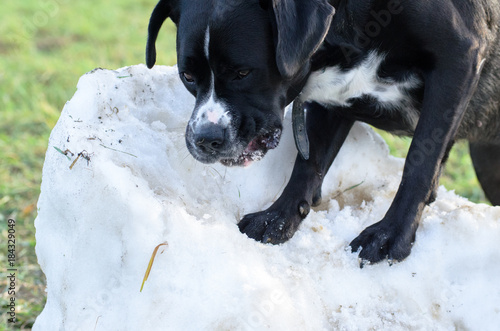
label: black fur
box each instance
[147,0,500,265]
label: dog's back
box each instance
[461,0,500,142]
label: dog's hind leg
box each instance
[470,142,500,205]
[238,102,354,244]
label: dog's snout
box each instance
[194,125,226,152]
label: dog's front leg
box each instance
[350,47,484,265]
[238,102,354,244]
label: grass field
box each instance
[0,1,486,329]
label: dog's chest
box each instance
[301,52,422,129]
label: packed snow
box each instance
[34,65,500,330]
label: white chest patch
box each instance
[300,52,421,110]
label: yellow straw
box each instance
[140,242,168,292]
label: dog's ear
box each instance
[259,0,271,10]
[270,0,335,79]
[146,0,176,69]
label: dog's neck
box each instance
[329,0,341,8]
[285,64,312,106]
[329,0,373,26]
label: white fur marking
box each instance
[193,26,230,127]
[204,27,210,60]
[300,52,422,130]
[302,52,420,104]
[190,72,231,129]
[189,25,233,141]
[195,94,231,127]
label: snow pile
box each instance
[35,65,500,330]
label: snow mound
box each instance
[35,65,500,330]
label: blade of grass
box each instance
[140,242,168,292]
[99,144,137,158]
[53,146,72,161]
[333,180,365,199]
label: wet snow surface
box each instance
[35,65,500,330]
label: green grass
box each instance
[377,132,486,203]
[0,1,176,329]
[0,1,487,329]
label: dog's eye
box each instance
[182,72,195,83]
[236,70,251,80]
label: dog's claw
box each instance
[358,259,370,269]
[298,201,310,218]
[349,219,415,267]
[239,205,305,245]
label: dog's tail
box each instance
[146,0,171,69]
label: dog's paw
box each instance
[349,220,414,266]
[238,201,310,244]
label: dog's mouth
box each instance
[220,128,282,167]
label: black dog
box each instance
[146,0,500,265]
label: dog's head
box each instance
[146,0,334,166]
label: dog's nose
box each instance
[194,125,226,152]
